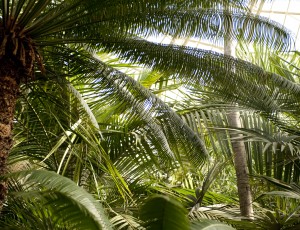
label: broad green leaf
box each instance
[8,170,112,230]
[191,220,235,230]
[140,195,189,230]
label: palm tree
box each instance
[177,22,300,225]
[168,45,300,228]
[223,4,253,217]
[0,0,293,221]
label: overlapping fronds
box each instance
[1,170,112,230]
[110,213,143,230]
[44,46,208,167]
[259,176,300,199]
[12,77,135,200]
[235,41,300,131]
[140,195,236,230]
[0,0,288,52]
[105,9,292,51]
[98,38,299,115]
[175,105,300,185]
[1,0,298,228]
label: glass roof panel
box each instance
[148,0,300,51]
[253,0,300,49]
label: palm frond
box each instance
[49,46,208,166]
[98,38,299,111]
[109,9,292,51]
[140,195,190,230]
[110,213,143,230]
[2,170,112,230]
[191,220,235,230]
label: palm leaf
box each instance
[140,195,190,230]
[5,170,112,230]
[49,46,208,166]
[113,9,292,51]
[191,220,235,230]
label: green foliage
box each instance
[0,0,299,229]
[140,195,190,230]
[140,195,236,230]
[191,220,235,230]
[0,170,112,229]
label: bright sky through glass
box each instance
[253,0,300,49]
[147,0,300,51]
[146,0,300,103]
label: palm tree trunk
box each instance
[227,111,253,218]
[224,5,253,218]
[0,73,19,210]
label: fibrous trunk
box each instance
[0,64,19,210]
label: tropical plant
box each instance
[177,15,300,228]
[140,195,235,230]
[0,0,296,228]
[0,170,113,229]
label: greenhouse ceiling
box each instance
[149,0,300,52]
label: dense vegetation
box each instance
[0,0,299,229]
